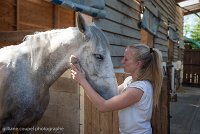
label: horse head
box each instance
[73,14,118,99]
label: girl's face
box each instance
[121,47,139,74]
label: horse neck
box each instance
[25,28,82,87]
[37,29,81,87]
[44,44,74,86]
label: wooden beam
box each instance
[175,0,187,3]
[0,31,37,42]
[183,3,200,15]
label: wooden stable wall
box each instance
[0,0,75,47]
[139,0,184,62]
[94,0,141,67]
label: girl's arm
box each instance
[71,64,143,112]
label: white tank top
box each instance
[118,76,153,134]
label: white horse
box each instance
[0,13,117,133]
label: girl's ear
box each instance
[137,61,143,68]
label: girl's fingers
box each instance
[70,63,79,72]
[70,63,85,81]
[71,70,76,74]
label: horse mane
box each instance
[23,27,77,44]
[88,25,110,50]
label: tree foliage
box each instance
[190,15,200,43]
[183,13,200,49]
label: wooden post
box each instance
[52,5,60,28]
[168,40,174,62]
[152,76,169,134]
[15,0,20,31]
[141,29,154,47]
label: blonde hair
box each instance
[128,44,163,109]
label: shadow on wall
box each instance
[37,70,80,134]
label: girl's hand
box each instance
[70,63,86,84]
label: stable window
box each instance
[168,24,179,42]
[139,1,161,36]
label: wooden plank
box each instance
[0,42,17,48]
[151,1,168,20]
[19,22,50,29]
[154,0,170,16]
[155,38,168,46]
[94,19,140,39]
[0,0,16,31]
[112,111,119,134]
[158,26,168,35]
[58,7,75,28]
[112,57,123,67]
[84,95,92,134]
[100,112,113,134]
[53,5,60,28]
[118,0,140,11]
[157,31,168,41]
[106,0,140,19]
[167,0,176,22]
[154,46,168,60]
[104,32,140,47]
[19,0,53,30]
[110,45,126,57]
[104,6,140,30]
[16,0,20,30]
[0,31,36,42]
[143,1,160,17]
[183,3,200,15]
[91,106,100,134]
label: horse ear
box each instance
[77,13,87,33]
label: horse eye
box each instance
[93,54,104,60]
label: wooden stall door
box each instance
[84,73,130,134]
[168,40,174,62]
[183,49,200,87]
